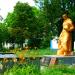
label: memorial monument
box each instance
[57,14,74,56]
[44,13,75,65]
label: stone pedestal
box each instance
[41,55,75,66]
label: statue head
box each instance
[62,14,68,20]
[62,11,69,20]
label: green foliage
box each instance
[35,0,75,36]
[41,65,75,75]
[0,0,75,50]
[4,2,44,48]
[0,23,9,50]
[4,2,39,49]
[4,64,39,75]
[16,48,56,57]
[4,64,75,75]
[34,0,75,47]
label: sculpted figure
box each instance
[57,14,74,56]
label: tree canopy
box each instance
[0,0,75,49]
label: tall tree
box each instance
[4,2,40,49]
[34,0,75,48]
[0,23,8,50]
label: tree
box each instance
[34,0,75,48]
[0,23,8,50]
[4,2,41,49]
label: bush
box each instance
[4,64,40,75]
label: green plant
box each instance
[4,64,40,75]
[41,65,75,75]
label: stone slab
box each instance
[0,54,17,58]
[41,55,75,65]
[43,55,75,58]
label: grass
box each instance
[1,48,75,75]
[41,65,75,75]
[3,64,75,75]
[16,48,57,57]
[0,47,57,57]
[4,64,40,75]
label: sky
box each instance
[0,0,35,19]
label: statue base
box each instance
[41,55,75,66]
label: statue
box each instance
[57,14,74,56]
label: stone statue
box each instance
[57,14,74,56]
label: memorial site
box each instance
[0,0,75,75]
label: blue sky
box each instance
[0,0,35,19]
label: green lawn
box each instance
[2,48,75,75]
[4,64,75,75]
[16,48,57,57]
[41,65,75,75]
